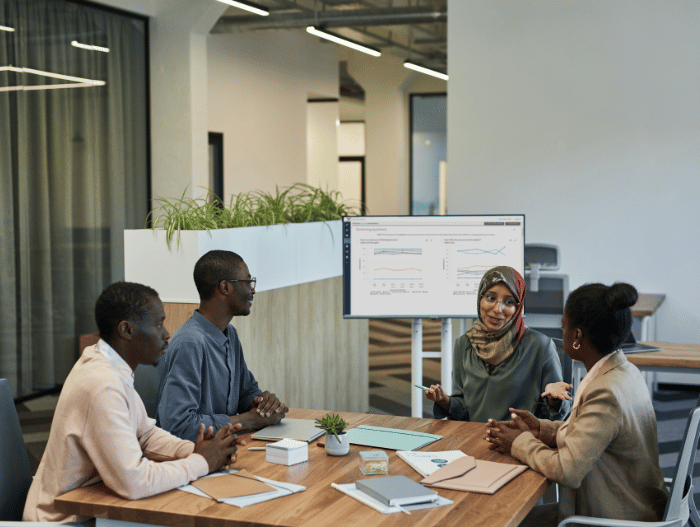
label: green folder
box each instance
[346,425,441,451]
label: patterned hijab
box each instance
[466,266,527,370]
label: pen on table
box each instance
[414,384,431,391]
[248,446,267,451]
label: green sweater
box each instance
[434,328,571,422]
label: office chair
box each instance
[0,379,33,522]
[557,404,700,527]
[134,365,161,418]
[524,244,568,339]
[524,243,560,293]
[0,378,84,526]
[551,338,573,387]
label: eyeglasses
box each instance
[224,277,256,289]
[482,293,518,311]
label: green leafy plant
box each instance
[314,413,349,442]
[147,183,361,249]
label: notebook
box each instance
[421,455,528,494]
[191,470,276,501]
[346,425,442,451]
[356,475,439,507]
[251,418,325,442]
[332,483,453,514]
[179,470,305,508]
[397,450,468,477]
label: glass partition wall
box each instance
[0,0,149,397]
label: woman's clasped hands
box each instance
[484,408,540,455]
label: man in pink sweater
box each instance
[23,282,243,522]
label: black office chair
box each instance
[134,365,161,418]
[1,379,87,526]
[551,338,573,386]
[0,379,33,522]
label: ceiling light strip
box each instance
[71,40,109,53]
[0,82,101,92]
[307,26,380,57]
[22,67,105,85]
[0,25,15,32]
[0,66,105,90]
[404,61,448,81]
[216,0,269,16]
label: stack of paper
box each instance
[266,438,308,466]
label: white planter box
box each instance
[124,221,342,303]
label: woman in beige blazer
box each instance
[486,282,668,526]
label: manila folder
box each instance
[421,456,527,494]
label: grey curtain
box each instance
[0,0,148,397]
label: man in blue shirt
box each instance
[155,250,288,441]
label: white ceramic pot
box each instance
[325,432,350,456]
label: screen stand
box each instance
[411,318,453,418]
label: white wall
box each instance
[307,101,340,191]
[448,1,700,343]
[207,30,338,197]
[341,49,447,216]
[90,0,229,202]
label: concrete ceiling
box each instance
[211,0,447,75]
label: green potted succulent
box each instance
[315,413,350,456]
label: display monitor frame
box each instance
[342,214,525,319]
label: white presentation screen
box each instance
[342,215,525,318]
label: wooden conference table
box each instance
[55,409,549,527]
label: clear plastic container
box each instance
[359,450,389,475]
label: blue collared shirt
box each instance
[155,310,261,441]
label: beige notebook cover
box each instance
[191,470,276,501]
[421,456,527,494]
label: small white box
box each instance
[265,438,309,466]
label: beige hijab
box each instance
[466,266,527,372]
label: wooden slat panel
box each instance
[163,277,368,413]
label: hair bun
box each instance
[604,283,638,311]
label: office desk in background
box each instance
[572,341,700,394]
[55,409,549,527]
[632,294,665,342]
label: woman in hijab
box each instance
[484,282,667,526]
[425,266,572,422]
